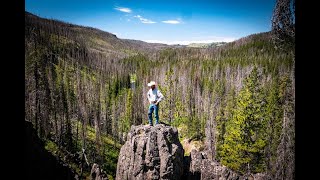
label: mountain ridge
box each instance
[26,11,275,54]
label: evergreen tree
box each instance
[160,66,174,124]
[264,75,283,174]
[220,66,267,174]
[216,86,236,159]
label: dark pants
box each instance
[148,104,159,125]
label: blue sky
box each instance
[25,0,276,45]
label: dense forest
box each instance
[25,0,294,178]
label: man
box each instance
[147,81,164,126]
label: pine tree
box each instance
[160,66,174,124]
[216,86,236,160]
[264,75,283,174]
[124,89,133,133]
[220,66,267,174]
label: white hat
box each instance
[147,81,156,87]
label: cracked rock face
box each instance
[116,124,184,180]
[91,163,108,180]
[186,150,267,180]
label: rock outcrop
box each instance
[90,163,109,180]
[184,149,267,180]
[116,123,268,180]
[116,124,184,180]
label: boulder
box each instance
[90,163,108,180]
[186,150,267,180]
[116,124,184,180]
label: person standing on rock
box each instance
[147,81,164,126]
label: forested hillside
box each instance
[25,9,294,179]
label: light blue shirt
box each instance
[147,88,164,104]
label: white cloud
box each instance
[134,15,156,24]
[144,37,236,45]
[114,7,132,13]
[162,20,181,24]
